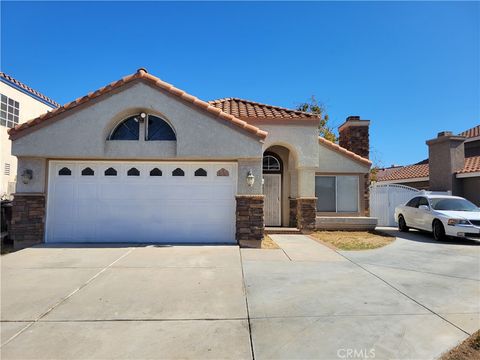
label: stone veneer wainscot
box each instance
[11,193,45,249]
[235,195,264,241]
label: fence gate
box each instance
[370,184,420,226]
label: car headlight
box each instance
[447,219,471,226]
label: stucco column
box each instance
[293,167,317,232]
[297,167,316,197]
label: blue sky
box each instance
[2,1,479,167]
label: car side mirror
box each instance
[419,205,430,211]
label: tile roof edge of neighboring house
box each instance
[376,163,430,182]
[318,136,372,166]
[456,155,480,174]
[459,124,480,139]
[0,72,60,108]
[209,97,320,119]
[8,69,268,140]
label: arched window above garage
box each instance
[147,115,176,141]
[109,116,140,140]
[108,113,176,141]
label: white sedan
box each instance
[394,195,480,241]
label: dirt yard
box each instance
[441,330,480,360]
[239,234,280,249]
[311,230,394,250]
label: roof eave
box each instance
[318,136,371,167]
[8,69,268,141]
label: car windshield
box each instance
[430,198,479,211]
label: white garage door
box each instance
[46,161,237,244]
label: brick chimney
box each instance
[338,116,370,159]
[426,131,466,195]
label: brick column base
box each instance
[296,197,317,232]
[11,193,45,249]
[236,195,264,242]
[289,198,298,227]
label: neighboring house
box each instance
[0,72,59,198]
[8,68,372,248]
[376,125,480,205]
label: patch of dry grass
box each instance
[440,330,480,360]
[239,234,280,249]
[311,230,394,250]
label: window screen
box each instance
[315,176,336,212]
[337,176,359,212]
[315,175,359,212]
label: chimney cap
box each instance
[437,131,453,137]
[426,131,466,145]
[346,116,361,121]
[338,116,370,132]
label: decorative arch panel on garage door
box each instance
[46,161,237,244]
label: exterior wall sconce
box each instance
[21,169,33,184]
[139,112,147,122]
[246,170,255,187]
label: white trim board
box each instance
[456,172,480,179]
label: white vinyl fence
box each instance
[369,184,451,226]
[370,184,420,226]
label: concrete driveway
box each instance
[1,230,479,359]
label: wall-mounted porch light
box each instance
[21,169,33,184]
[138,112,147,122]
[246,170,255,187]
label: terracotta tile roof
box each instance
[208,98,318,121]
[377,163,430,182]
[318,136,371,166]
[457,155,480,174]
[8,69,267,140]
[375,166,404,180]
[1,72,60,108]
[378,156,480,181]
[459,125,480,139]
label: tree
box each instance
[296,96,337,142]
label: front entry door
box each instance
[263,174,281,226]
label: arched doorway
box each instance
[263,152,283,226]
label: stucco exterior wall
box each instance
[15,157,46,193]
[0,82,54,197]
[12,82,264,196]
[259,122,319,168]
[318,143,370,174]
[460,177,480,206]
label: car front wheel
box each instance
[398,215,409,232]
[433,220,446,241]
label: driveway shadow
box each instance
[377,227,479,246]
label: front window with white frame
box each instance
[315,175,359,212]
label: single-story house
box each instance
[8,69,372,248]
[376,125,480,205]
